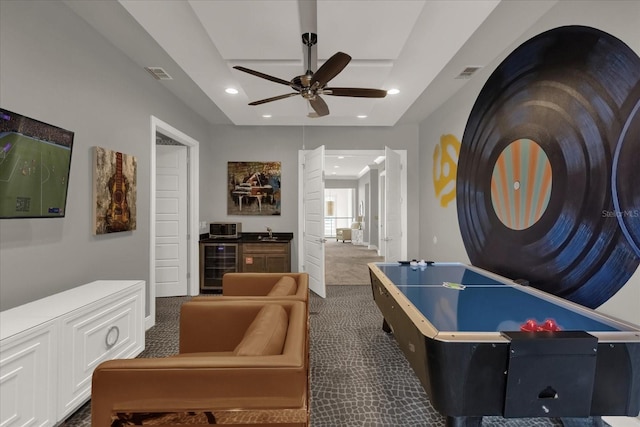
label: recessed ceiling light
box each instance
[338,156,345,159]
[387,88,400,95]
[357,115,367,119]
[225,88,238,94]
[334,165,340,169]
[262,114,272,118]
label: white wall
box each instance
[418,0,640,326]
[326,181,358,233]
[0,1,210,311]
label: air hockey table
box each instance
[368,262,640,427]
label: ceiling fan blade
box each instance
[309,95,329,117]
[323,88,388,98]
[233,66,300,90]
[310,52,351,88]
[248,93,299,106]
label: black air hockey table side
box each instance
[368,262,640,427]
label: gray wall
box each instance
[200,124,420,268]
[199,125,304,266]
[4,0,635,336]
[201,124,421,266]
[418,0,640,326]
[0,1,210,311]
[0,2,420,312]
[356,169,379,247]
[325,179,358,190]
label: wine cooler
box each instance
[199,242,239,293]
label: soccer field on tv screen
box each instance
[0,133,71,218]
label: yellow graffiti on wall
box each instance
[432,134,461,208]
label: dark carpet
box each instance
[61,287,585,426]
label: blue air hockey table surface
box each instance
[368,262,640,427]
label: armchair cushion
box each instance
[267,276,297,296]
[234,304,288,356]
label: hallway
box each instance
[324,239,384,285]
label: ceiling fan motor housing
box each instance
[292,74,313,88]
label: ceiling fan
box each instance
[233,33,387,118]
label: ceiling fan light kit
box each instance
[233,32,387,118]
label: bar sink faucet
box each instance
[266,226,273,239]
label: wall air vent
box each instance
[455,66,482,79]
[144,67,173,80]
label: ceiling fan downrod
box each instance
[302,32,317,77]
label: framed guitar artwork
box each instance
[93,146,137,234]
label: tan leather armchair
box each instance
[92,299,309,426]
[194,272,309,303]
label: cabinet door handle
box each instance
[105,326,120,349]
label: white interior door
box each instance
[384,147,402,262]
[379,171,387,257]
[303,145,326,298]
[155,144,188,297]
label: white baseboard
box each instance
[603,416,640,427]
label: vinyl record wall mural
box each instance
[457,25,640,308]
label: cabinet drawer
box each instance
[58,285,144,418]
[0,322,57,427]
[242,242,288,253]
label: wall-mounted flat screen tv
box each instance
[0,108,74,218]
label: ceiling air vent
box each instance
[455,66,482,79]
[144,67,173,80]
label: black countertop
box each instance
[199,232,293,243]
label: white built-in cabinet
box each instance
[0,280,145,426]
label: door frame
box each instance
[148,116,199,330]
[297,148,407,281]
[379,170,386,257]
